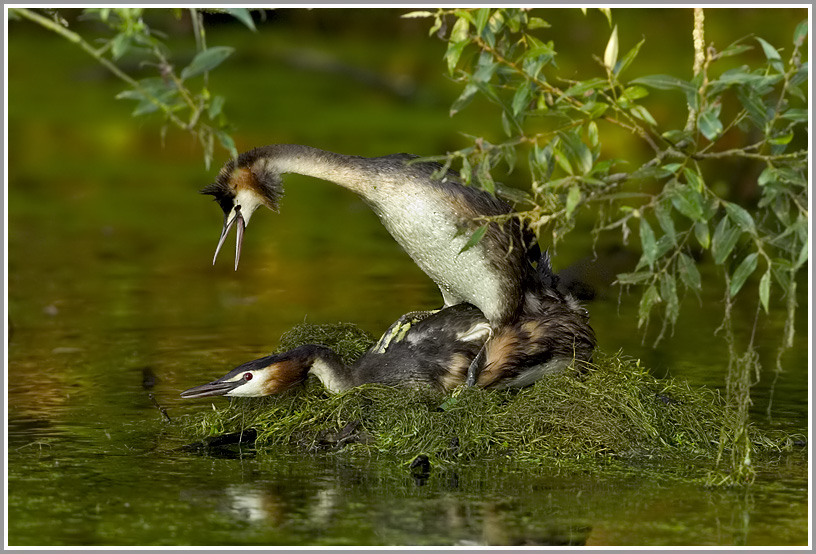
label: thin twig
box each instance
[148,393,172,422]
[693,148,807,161]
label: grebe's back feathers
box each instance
[353,303,489,390]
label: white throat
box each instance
[309,358,347,393]
[233,188,263,225]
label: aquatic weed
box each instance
[179,322,800,467]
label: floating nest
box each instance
[179,322,801,464]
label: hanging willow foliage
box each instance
[404,7,807,482]
[10,7,251,169]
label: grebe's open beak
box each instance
[212,205,245,271]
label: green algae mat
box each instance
[179,322,802,469]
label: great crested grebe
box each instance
[201,144,541,384]
[181,253,595,398]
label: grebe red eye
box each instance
[243,372,253,381]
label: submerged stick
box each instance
[148,393,172,422]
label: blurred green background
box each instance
[6,8,809,546]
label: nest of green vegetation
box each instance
[180,322,799,464]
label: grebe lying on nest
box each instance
[181,252,594,398]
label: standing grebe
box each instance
[181,255,595,398]
[201,145,541,384]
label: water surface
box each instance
[7,170,808,545]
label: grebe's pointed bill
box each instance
[212,206,246,269]
[212,219,231,265]
[180,377,244,399]
[235,208,245,271]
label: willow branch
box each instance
[693,148,807,161]
[685,7,706,132]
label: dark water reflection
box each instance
[7,425,808,546]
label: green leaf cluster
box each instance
[411,8,806,343]
[409,8,807,479]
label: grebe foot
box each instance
[373,309,440,353]
[464,327,493,386]
[465,346,486,387]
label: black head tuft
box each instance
[538,249,561,290]
[200,156,238,215]
[200,180,236,217]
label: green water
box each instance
[6,171,809,545]
[7,9,809,546]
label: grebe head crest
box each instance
[201,148,284,270]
